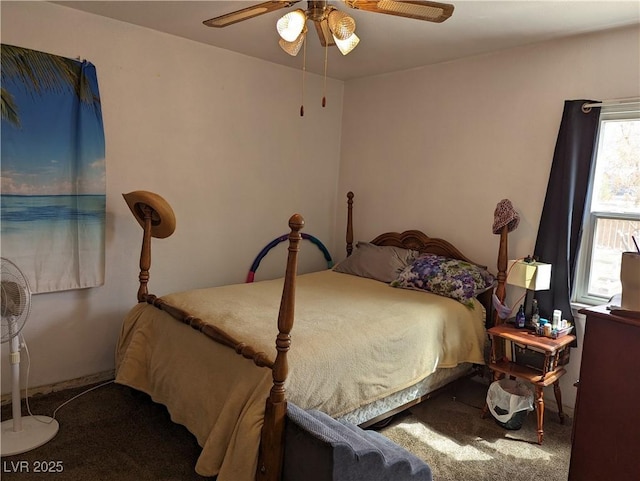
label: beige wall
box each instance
[2,2,639,415]
[0,1,344,395]
[337,24,640,412]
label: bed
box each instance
[115,191,498,481]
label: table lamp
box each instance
[507,259,552,322]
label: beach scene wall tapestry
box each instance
[1,45,106,293]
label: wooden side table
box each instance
[481,324,575,444]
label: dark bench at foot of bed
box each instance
[283,403,432,481]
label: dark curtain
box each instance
[530,100,601,323]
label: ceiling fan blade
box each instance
[344,0,454,23]
[203,1,302,28]
[313,19,336,47]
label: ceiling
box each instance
[52,1,640,80]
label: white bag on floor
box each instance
[486,378,534,424]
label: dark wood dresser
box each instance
[568,305,640,481]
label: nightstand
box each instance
[481,323,575,444]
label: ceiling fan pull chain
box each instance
[322,42,328,108]
[300,33,307,117]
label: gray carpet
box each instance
[0,377,571,480]
[1,382,214,481]
[380,377,572,481]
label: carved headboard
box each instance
[371,230,487,270]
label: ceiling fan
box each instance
[203,1,455,56]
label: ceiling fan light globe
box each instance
[277,9,307,42]
[328,10,356,41]
[279,30,306,56]
[334,32,360,55]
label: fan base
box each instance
[1,416,59,456]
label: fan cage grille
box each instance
[1,258,32,343]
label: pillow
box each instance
[390,254,495,307]
[333,241,419,283]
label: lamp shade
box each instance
[334,32,360,55]
[279,29,306,56]
[507,260,551,291]
[277,9,307,42]
[328,9,356,40]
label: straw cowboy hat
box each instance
[122,190,176,239]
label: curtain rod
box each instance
[582,97,640,112]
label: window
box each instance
[574,106,640,305]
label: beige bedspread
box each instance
[115,270,486,479]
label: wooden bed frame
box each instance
[127,191,504,481]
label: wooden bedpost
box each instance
[346,191,354,257]
[494,225,509,326]
[256,214,304,481]
[137,204,153,302]
[123,191,176,303]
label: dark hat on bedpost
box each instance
[492,199,520,234]
[123,190,176,239]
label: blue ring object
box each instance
[246,233,333,283]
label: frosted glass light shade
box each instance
[334,33,360,55]
[328,10,356,40]
[279,30,306,56]
[277,9,307,42]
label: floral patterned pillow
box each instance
[390,254,495,308]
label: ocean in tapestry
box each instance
[1,45,106,293]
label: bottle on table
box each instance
[515,304,526,328]
[531,299,540,327]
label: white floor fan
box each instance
[1,257,59,456]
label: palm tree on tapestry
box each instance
[0,44,99,127]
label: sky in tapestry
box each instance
[1,45,106,293]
